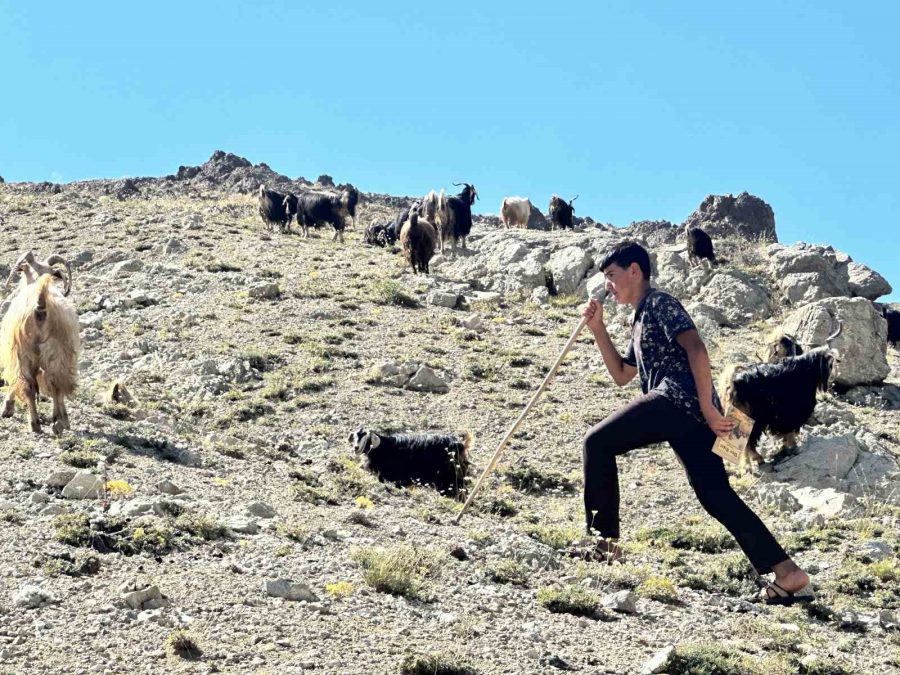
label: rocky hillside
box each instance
[0,152,898,675]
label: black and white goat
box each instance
[349,428,472,498]
[684,224,715,266]
[720,323,842,471]
[436,182,478,256]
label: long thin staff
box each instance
[454,290,606,524]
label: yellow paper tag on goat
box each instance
[712,406,756,465]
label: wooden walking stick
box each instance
[454,289,607,524]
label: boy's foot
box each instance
[758,580,814,605]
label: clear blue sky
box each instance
[2,2,897,300]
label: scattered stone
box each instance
[265,579,319,602]
[427,290,460,308]
[460,314,485,332]
[122,585,170,611]
[156,479,183,496]
[640,645,676,674]
[248,283,280,300]
[45,470,77,488]
[530,286,550,305]
[600,590,638,614]
[853,540,894,563]
[879,609,897,630]
[243,502,276,519]
[61,471,104,500]
[404,365,449,394]
[223,516,260,535]
[790,487,859,518]
[110,259,144,278]
[13,585,58,609]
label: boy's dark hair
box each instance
[599,240,651,280]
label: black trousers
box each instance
[582,391,788,574]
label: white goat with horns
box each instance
[1,251,79,434]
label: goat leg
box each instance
[1,394,14,418]
[738,420,765,473]
[25,391,41,434]
[51,396,70,435]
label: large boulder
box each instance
[773,433,862,486]
[619,220,679,247]
[847,261,892,301]
[768,243,850,305]
[695,271,771,326]
[682,192,777,241]
[546,246,592,296]
[526,206,550,231]
[781,297,889,386]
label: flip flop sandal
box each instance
[759,580,814,606]
[567,538,626,564]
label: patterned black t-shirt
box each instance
[623,289,722,424]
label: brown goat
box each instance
[400,212,437,274]
[1,273,80,434]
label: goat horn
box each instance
[5,251,35,287]
[43,254,73,296]
[571,195,580,203]
[825,321,843,345]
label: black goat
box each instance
[760,329,804,363]
[349,428,472,498]
[296,190,354,242]
[720,349,836,471]
[881,306,900,346]
[258,184,289,233]
[685,225,715,266]
[437,182,478,256]
[345,186,360,228]
[549,194,578,230]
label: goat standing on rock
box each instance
[720,322,842,471]
[684,224,716,266]
[1,253,79,435]
[436,182,477,256]
[549,194,578,230]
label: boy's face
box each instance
[602,262,644,305]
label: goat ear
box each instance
[368,433,382,449]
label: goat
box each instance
[685,224,715,266]
[4,251,73,296]
[400,212,437,274]
[344,186,360,229]
[364,220,393,248]
[349,427,472,498]
[282,193,299,233]
[296,189,354,242]
[258,184,289,233]
[759,328,804,363]
[500,197,532,229]
[549,194,578,230]
[720,323,842,471]
[881,306,900,346]
[436,182,478,256]
[1,271,80,435]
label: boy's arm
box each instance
[676,329,733,437]
[583,298,637,386]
